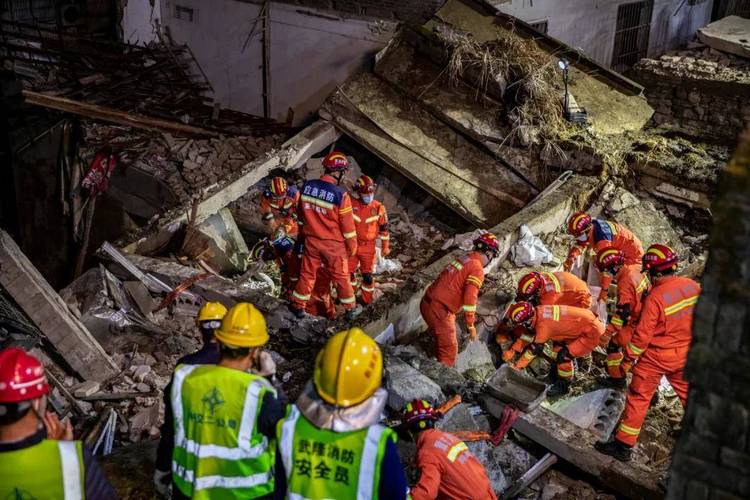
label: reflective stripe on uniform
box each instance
[353,214,362,222]
[339,295,356,304]
[172,365,268,461]
[627,343,645,356]
[618,423,640,436]
[636,277,650,293]
[380,235,390,240]
[365,216,379,223]
[607,357,623,366]
[358,425,386,499]
[293,291,312,301]
[665,295,699,316]
[446,442,468,462]
[611,316,624,327]
[462,304,476,312]
[301,195,334,210]
[466,275,482,288]
[361,285,375,293]
[279,406,300,483]
[450,260,463,271]
[557,367,574,378]
[520,333,534,343]
[343,231,357,239]
[173,468,272,491]
[339,206,352,215]
[59,441,83,500]
[544,272,561,293]
[552,305,561,321]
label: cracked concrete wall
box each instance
[491,0,713,68]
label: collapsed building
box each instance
[0,0,748,498]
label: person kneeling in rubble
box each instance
[0,347,116,499]
[504,301,605,397]
[498,270,593,364]
[420,233,500,367]
[596,244,699,462]
[275,328,408,499]
[563,211,644,303]
[162,303,287,499]
[260,176,300,237]
[404,399,497,500]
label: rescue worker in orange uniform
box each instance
[564,211,644,302]
[505,301,605,396]
[350,175,390,305]
[305,267,337,320]
[253,226,302,298]
[260,176,300,237]
[498,270,593,363]
[290,151,359,320]
[596,244,700,461]
[420,233,500,366]
[594,246,651,389]
[403,399,497,500]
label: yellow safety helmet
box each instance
[313,328,382,408]
[214,303,269,348]
[196,301,228,324]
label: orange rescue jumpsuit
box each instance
[411,429,497,500]
[420,252,485,366]
[566,220,644,300]
[305,267,336,320]
[603,264,650,379]
[614,275,700,446]
[516,305,605,380]
[500,272,592,358]
[260,186,300,238]
[292,175,358,312]
[350,198,389,304]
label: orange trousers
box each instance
[350,240,377,304]
[292,236,355,311]
[305,267,336,319]
[280,250,301,299]
[606,325,635,379]
[420,296,458,366]
[615,346,689,446]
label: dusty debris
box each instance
[698,16,750,60]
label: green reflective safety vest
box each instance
[277,404,396,500]
[0,438,85,499]
[171,364,277,499]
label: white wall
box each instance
[122,0,395,125]
[493,0,714,67]
[122,0,162,45]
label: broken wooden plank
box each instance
[482,396,662,500]
[22,90,219,137]
[0,230,119,381]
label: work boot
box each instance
[546,380,570,397]
[344,305,363,321]
[288,303,306,319]
[597,376,627,390]
[595,439,633,462]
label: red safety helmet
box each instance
[474,233,500,256]
[642,244,679,273]
[517,272,544,300]
[354,175,376,194]
[403,399,438,428]
[268,177,288,198]
[322,151,349,172]
[596,246,625,273]
[567,211,592,237]
[0,348,49,403]
[506,301,534,325]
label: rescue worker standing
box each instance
[499,270,593,363]
[290,151,359,319]
[597,244,700,461]
[505,302,605,396]
[155,301,228,495]
[260,176,300,237]
[594,246,651,389]
[420,233,500,366]
[275,328,408,499]
[170,302,286,499]
[0,347,115,498]
[403,399,497,500]
[350,175,390,304]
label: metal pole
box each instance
[261,1,271,120]
[563,69,569,120]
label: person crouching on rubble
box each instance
[164,303,287,499]
[498,270,593,364]
[155,301,228,494]
[596,244,700,462]
[0,347,116,498]
[420,233,500,366]
[350,174,390,305]
[504,301,605,397]
[275,328,408,499]
[260,176,300,238]
[403,399,497,500]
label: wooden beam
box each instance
[482,396,662,499]
[22,90,219,137]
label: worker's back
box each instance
[614,264,650,318]
[636,275,700,350]
[590,220,643,265]
[539,271,592,309]
[352,198,386,242]
[425,252,485,314]
[299,175,352,242]
[412,428,497,500]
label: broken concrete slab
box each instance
[0,230,119,381]
[698,16,750,60]
[389,346,468,396]
[543,389,625,440]
[73,380,101,398]
[384,355,446,411]
[486,365,548,412]
[191,207,250,273]
[454,340,495,382]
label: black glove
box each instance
[556,345,571,364]
[531,343,545,356]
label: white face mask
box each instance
[361,194,374,204]
[576,233,589,242]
